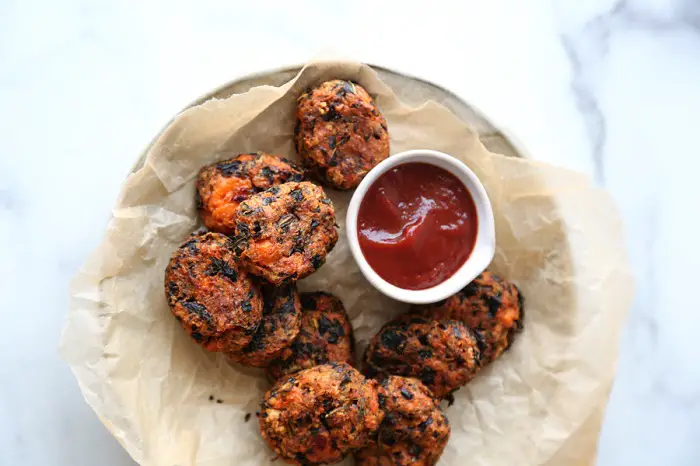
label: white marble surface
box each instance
[1,0,698,464]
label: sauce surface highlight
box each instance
[357,162,478,290]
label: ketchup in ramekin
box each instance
[357,162,478,290]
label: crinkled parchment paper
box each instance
[61,61,633,466]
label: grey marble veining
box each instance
[558,0,700,182]
[555,0,700,464]
[1,0,699,464]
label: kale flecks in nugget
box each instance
[227,284,302,368]
[363,315,480,399]
[259,363,383,465]
[164,232,263,352]
[413,271,524,364]
[295,80,389,190]
[266,292,354,382]
[355,376,450,466]
[232,181,338,285]
[196,152,304,235]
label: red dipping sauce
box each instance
[357,162,478,290]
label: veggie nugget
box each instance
[355,376,450,466]
[413,271,524,364]
[364,315,480,398]
[227,284,302,368]
[259,363,383,465]
[232,181,338,284]
[196,152,304,235]
[295,80,390,190]
[266,292,354,382]
[164,232,263,352]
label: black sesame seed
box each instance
[183,301,213,324]
[311,255,323,270]
[321,106,342,122]
[487,295,502,318]
[418,416,433,432]
[167,281,179,297]
[289,189,304,202]
[474,330,487,355]
[261,166,274,183]
[409,443,422,457]
[181,238,199,254]
[216,160,245,177]
[207,257,238,282]
[380,329,406,351]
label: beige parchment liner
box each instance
[61,61,633,466]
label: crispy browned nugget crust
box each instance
[196,152,304,234]
[164,232,262,352]
[295,80,389,190]
[413,271,524,364]
[355,376,450,466]
[232,181,338,284]
[227,284,301,367]
[259,363,383,465]
[266,292,354,382]
[363,315,480,399]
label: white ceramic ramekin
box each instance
[346,149,495,304]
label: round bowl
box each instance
[346,149,496,304]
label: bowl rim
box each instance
[129,62,534,176]
[346,149,496,304]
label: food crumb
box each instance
[216,399,223,404]
[244,413,251,422]
[208,395,214,401]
